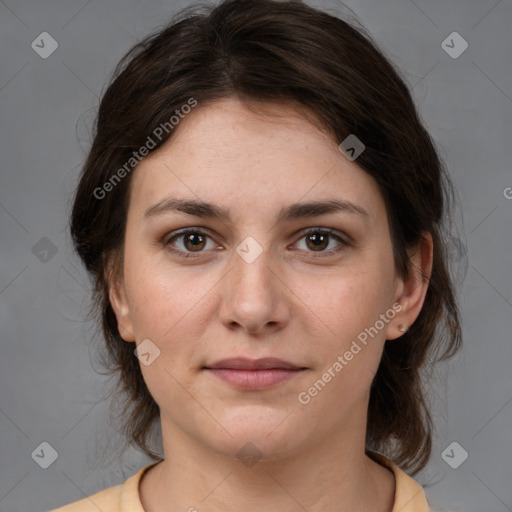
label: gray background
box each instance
[0,0,511,511]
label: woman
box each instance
[53,0,462,510]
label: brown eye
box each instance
[295,228,349,257]
[182,232,207,252]
[305,232,329,251]
[164,229,218,259]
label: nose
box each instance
[219,244,290,336]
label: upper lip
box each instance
[204,357,303,370]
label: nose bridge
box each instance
[231,239,276,301]
[221,236,286,332]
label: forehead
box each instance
[128,97,385,222]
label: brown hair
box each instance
[70,0,462,474]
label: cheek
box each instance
[299,264,394,339]
[295,258,396,390]
[123,242,208,338]
[294,278,392,418]
[121,248,224,400]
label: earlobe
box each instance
[105,256,135,343]
[387,233,433,340]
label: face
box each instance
[108,97,423,461]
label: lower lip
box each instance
[206,368,304,390]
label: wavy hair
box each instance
[69,0,463,474]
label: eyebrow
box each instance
[143,197,369,222]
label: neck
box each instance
[140,417,395,512]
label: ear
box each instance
[104,252,135,343]
[387,232,433,340]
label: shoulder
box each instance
[50,483,123,512]
[369,452,430,512]
[50,464,158,512]
[390,463,429,512]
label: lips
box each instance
[205,357,303,371]
[203,358,306,390]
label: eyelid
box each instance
[298,227,352,245]
[162,227,221,259]
[291,227,351,258]
[162,226,351,259]
[162,226,217,245]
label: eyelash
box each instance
[162,228,350,260]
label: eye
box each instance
[163,229,219,259]
[293,228,349,257]
[163,227,350,260]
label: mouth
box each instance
[203,358,307,390]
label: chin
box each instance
[211,434,304,465]
[203,408,307,461]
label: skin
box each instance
[107,97,433,512]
